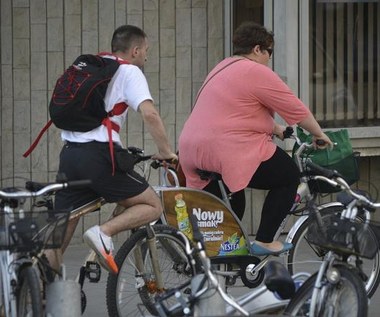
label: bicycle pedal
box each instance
[84,261,101,283]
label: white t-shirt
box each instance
[61,55,153,146]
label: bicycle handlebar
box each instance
[316,175,379,210]
[0,180,92,199]
[305,160,341,179]
[285,127,379,211]
[127,146,177,168]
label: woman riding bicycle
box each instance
[178,21,332,255]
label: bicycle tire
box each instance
[284,265,368,316]
[106,224,195,317]
[17,265,43,317]
[286,205,380,297]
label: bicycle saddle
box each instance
[264,261,295,299]
[196,169,222,181]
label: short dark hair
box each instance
[233,22,274,55]
[111,25,147,53]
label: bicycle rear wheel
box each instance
[17,265,43,317]
[286,205,380,297]
[284,265,367,316]
[106,224,194,317]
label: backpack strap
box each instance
[103,102,128,175]
[98,52,130,65]
[23,120,54,157]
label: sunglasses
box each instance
[265,48,273,57]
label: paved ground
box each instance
[63,242,380,317]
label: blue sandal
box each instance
[250,242,293,256]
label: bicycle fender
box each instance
[285,202,344,244]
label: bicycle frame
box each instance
[0,251,18,317]
[0,199,45,317]
[0,203,36,317]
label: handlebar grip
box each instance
[150,160,161,169]
[283,126,294,139]
[150,158,178,170]
[306,161,340,179]
[127,146,144,155]
[66,180,92,188]
[316,139,326,146]
[135,155,153,164]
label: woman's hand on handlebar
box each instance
[273,123,287,140]
[152,151,178,164]
[312,132,334,149]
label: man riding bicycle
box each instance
[46,25,177,274]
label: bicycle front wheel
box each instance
[106,224,194,317]
[286,205,380,297]
[284,265,368,317]
[17,265,43,317]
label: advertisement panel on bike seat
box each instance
[162,188,249,257]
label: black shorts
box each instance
[54,141,149,210]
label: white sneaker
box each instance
[83,225,119,274]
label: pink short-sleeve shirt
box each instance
[178,57,311,192]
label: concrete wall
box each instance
[0,0,227,244]
[1,0,379,244]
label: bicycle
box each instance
[284,139,380,298]
[153,218,302,317]
[0,179,90,317]
[105,134,380,316]
[153,149,380,317]
[283,166,380,316]
[158,129,379,298]
[22,150,196,317]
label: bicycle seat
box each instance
[264,261,295,299]
[196,169,222,181]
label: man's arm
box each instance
[138,100,177,160]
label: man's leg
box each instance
[100,186,161,236]
[83,185,161,274]
[44,217,80,272]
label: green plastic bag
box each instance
[293,127,353,165]
[293,127,360,193]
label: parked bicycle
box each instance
[154,218,300,316]
[284,136,380,298]
[284,167,380,316]
[0,179,90,317]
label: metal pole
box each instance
[192,272,226,316]
[45,280,81,317]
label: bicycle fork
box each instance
[134,224,165,292]
[309,252,337,316]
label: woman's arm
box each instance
[298,113,333,147]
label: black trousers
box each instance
[203,146,300,242]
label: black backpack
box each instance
[23,54,128,159]
[50,54,121,131]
